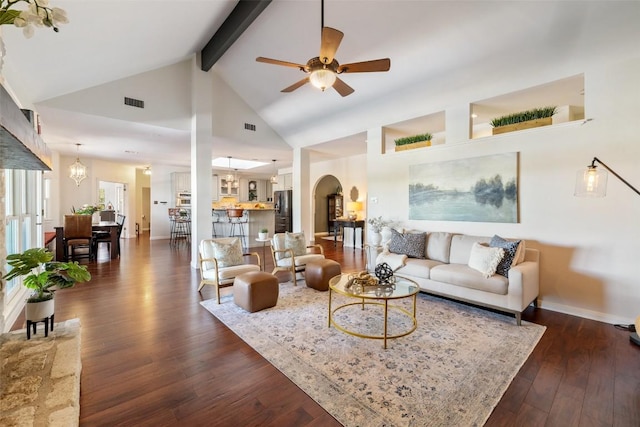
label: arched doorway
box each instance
[313,175,342,239]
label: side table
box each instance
[255,237,271,271]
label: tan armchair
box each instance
[270,232,325,285]
[198,237,261,303]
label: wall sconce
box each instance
[575,157,639,197]
[575,156,640,346]
[69,143,87,186]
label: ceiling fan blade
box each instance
[281,77,310,93]
[319,27,344,64]
[256,57,306,70]
[332,77,355,97]
[338,58,391,73]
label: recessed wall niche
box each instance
[383,111,446,153]
[470,74,585,139]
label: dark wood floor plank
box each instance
[10,235,639,426]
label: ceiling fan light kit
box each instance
[256,0,390,97]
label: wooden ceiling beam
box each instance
[200,0,272,71]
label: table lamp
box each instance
[575,157,639,346]
[347,201,362,220]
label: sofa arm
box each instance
[507,260,539,310]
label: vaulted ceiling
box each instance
[2,1,639,176]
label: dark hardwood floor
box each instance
[11,235,640,426]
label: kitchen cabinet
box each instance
[211,175,219,201]
[283,173,293,190]
[220,177,238,197]
[172,172,190,193]
[272,173,292,191]
[238,178,249,201]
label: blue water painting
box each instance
[409,153,519,223]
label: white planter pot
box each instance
[25,298,55,321]
[258,232,268,240]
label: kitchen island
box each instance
[212,208,275,245]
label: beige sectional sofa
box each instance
[375,231,539,325]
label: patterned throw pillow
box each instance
[211,238,243,267]
[489,235,521,277]
[284,232,307,257]
[388,229,426,259]
[468,242,504,278]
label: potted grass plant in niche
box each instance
[491,106,557,135]
[394,132,432,151]
[2,247,91,337]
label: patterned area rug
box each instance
[201,283,545,427]
[0,318,81,427]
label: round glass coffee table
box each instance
[328,273,419,349]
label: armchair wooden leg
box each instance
[197,280,206,292]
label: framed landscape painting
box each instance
[409,152,519,222]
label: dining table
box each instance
[54,221,120,261]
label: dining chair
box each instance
[198,237,261,303]
[270,232,324,285]
[92,214,125,258]
[63,214,94,261]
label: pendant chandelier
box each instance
[270,159,278,184]
[69,143,88,186]
[225,156,235,182]
[232,169,239,188]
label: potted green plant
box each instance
[2,247,91,324]
[491,106,557,135]
[259,228,269,240]
[394,132,433,151]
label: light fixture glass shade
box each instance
[309,69,336,91]
[225,156,235,182]
[270,159,278,184]
[143,167,152,175]
[575,166,608,197]
[69,157,87,186]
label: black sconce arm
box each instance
[591,157,640,196]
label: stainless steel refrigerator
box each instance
[274,190,293,233]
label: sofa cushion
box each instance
[430,264,509,295]
[285,232,307,257]
[468,242,504,278]
[426,232,452,263]
[388,229,426,258]
[210,238,243,267]
[490,235,521,277]
[396,258,444,280]
[449,234,492,265]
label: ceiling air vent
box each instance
[124,97,144,109]
[244,122,256,131]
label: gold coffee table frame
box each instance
[328,274,419,349]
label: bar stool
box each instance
[227,208,247,249]
[212,211,221,237]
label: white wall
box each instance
[149,163,190,240]
[310,154,368,243]
[56,155,137,238]
[365,57,640,325]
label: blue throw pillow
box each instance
[489,235,521,277]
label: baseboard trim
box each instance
[538,300,635,325]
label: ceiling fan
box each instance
[256,0,390,97]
